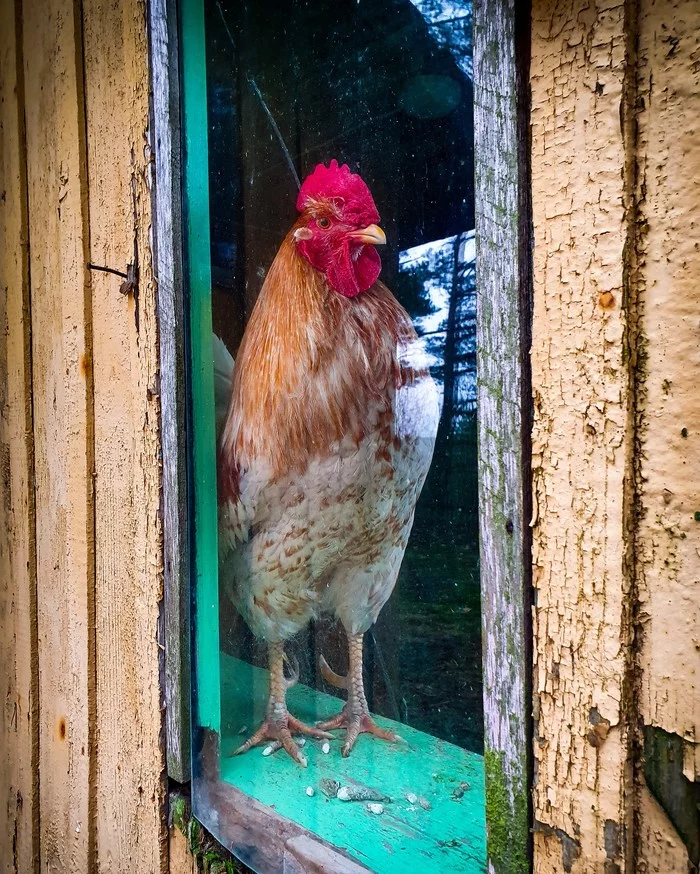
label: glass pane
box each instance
[181,1,484,871]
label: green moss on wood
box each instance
[484,749,528,874]
[170,791,250,874]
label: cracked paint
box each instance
[530,2,634,871]
[634,1,700,870]
[531,1,699,871]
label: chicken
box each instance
[217,160,439,764]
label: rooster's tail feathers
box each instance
[213,333,235,436]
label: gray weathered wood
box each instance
[474,2,532,873]
[149,0,191,784]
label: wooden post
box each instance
[474,1,532,872]
[150,0,192,786]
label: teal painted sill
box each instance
[218,653,486,874]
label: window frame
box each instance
[150,0,533,869]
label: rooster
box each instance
[217,160,439,764]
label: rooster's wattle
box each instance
[217,160,439,764]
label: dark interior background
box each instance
[204,0,482,752]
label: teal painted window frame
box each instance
[151,0,533,870]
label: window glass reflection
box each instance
[185,0,485,870]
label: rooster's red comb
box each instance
[296,160,380,225]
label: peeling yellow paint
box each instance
[637,785,690,873]
[530,2,634,871]
[633,1,700,868]
[531,0,700,870]
[635,0,700,759]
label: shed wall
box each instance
[0,0,165,872]
[530,0,700,872]
[1,1,699,873]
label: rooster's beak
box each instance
[349,224,386,246]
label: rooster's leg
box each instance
[318,632,402,757]
[232,641,333,766]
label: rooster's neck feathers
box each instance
[219,228,415,492]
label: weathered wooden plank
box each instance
[634,2,700,867]
[473,2,531,873]
[168,824,197,874]
[80,0,167,868]
[529,2,635,871]
[149,0,191,785]
[0,1,39,870]
[21,0,95,868]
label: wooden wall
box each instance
[530,1,700,872]
[2,0,700,873]
[0,0,165,871]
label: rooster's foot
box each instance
[317,706,402,757]
[318,653,402,756]
[232,710,333,766]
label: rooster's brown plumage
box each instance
[217,161,438,764]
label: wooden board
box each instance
[212,654,485,874]
[0,1,39,870]
[473,2,532,872]
[149,0,192,785]
[80,0,167,869]
[529,2,635,871]
[634,3,700,867]
[21,0,94,868]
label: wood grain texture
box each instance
[529,2,636,871]
[81,0,167,868]
[149,0,191,785]
[168,826,197,874]
[0,1,39,870]
[474,2,532,872]
[22,0,95,868]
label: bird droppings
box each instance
[337,785,389,803]
[452,782,470,800]
[406,792,418,804]
[306,786,315,797]
[437,839,462,849]
[366,802,384,815]
[321,741,331,754]
[320,778,340,798]
[237,725,248,735]
[418,796,432,810]
[297,737,306,747]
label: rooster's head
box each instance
[293,160,386,299]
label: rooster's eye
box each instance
[317,217,331,230]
